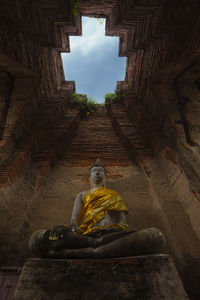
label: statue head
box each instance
[90,159,106,188]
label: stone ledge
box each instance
[14,254,188,300]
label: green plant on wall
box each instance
[72,0,80,16]
[72,94,98,115]
[97,18,104,25]
[104,89,127,107]
[104,89,120,106]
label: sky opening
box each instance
[61,17,126,103]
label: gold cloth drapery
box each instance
[78,187,129,235]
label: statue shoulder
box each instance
[105,187,121,195]
[75,191,88,201]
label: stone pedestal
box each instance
[14,254,188,300]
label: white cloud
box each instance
[69,17,118,56]
[61,16,126,103]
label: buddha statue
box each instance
[29,159,166,258]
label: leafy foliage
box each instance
[72,94,98,115]
[72,0,80,16]
[104,89,120,106]
[97,18,104,24]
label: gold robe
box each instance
[78,187,129,235]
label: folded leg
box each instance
[47,228,166,259]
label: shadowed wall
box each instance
[0,1,200,299]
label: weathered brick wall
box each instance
[0,1,200,299]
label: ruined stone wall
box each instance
[0,1,200,299]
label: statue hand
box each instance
[70,222,78,232]
[49,224,73,241]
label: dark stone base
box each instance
[14,254,188,300]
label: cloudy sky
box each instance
[61,17,126,103]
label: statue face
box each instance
[90,166,106,187]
